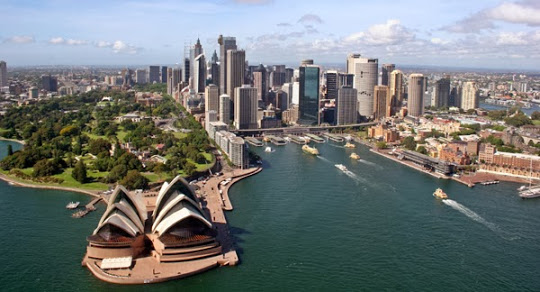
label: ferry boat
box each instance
[66,201,80,209]
[344,142,356,148]
[350,153,360,160]
[264,146,272,153]
[335,164,348,172]
[433,188,448,199]
[302,144,319,155]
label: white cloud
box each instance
[112,40,140,54]
[431,38,449,45]
[488,2,540,26]
[345,19,414,45]
[3,35,35,44]
[95,40,112,48]
[65,39,87,45]
[298,14,323,24]
[496,32,528,45]
[49,37,64,44]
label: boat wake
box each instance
[317,156,332,164]
[443,199,520,240]
[327,143,344,149]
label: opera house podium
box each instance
[82,176,232,284]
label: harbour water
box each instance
[1,139,540,291]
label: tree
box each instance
[72,160,88,183]
[33,159,62,177]
[504,113,532,128]
[120,170,149,190]
[532,111,540,120]
[106,164,128,183]
[183,162,197,177]
[88,138,111,155]
[417,146,428,155]
[402,136,417,151]
[7,144,13,156]
[376,141,387,149]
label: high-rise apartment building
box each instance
[148,66,160,83]
[407,73,425,117]
[432,77,450,108]
[218,35,237,95]
[234,85,258,129]
[388,70,404,116]
[373,85,389,120]
[381,64,395,86]
[0,61,7,87]
[336,86,358,125]
[190,38,203,83]
[41,74,58,92]
[136,69,147,84]
[193,54,206,93]
[226,50,245,101]
[347,54,378,118]
[205,84,219,113]
[161,66,168,83]
[461,81,478,111]
[219,94,231,125]
[299,63,320,124]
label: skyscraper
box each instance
[336,86,358,125]
[326,71,354,100]
[193,54,207,93]
[432,77,450,108]
[205,84,219,113]
[299,63,320,124]
[161,66,168,83]
[41,74,58,92]
[148,66,160,83]
[252,64,267,103]
[389,70,404,115]
[190,38,203,83]
[234,85,258,129]
[219,94,231,125]
[381,64,395,86]
[209,50,219,87]
[183,58,190,83]
[373,85,389,120]
[218,35,237,95]
[135,69,147,84]
[167,68,181,95]
[407,73,425,117]
[226,49,245,101]
[0,61,7,87]
[461,81,478,111]
[270,65,286,88]
[347,54,378,118]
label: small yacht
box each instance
[264,147,272,153]
[66,201,80,209]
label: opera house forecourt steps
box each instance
[82,176,235,284]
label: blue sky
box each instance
[1,0,540,70]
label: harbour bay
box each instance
[1,139,539,291]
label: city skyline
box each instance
[1,0,540,70]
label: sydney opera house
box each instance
[82,176,230,284]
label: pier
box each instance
[305,134,325,143]
[264,135,287,146]
[245,137,263,147]
[322,133,344,142]
[287,135,307,145]
[72,197,103,218]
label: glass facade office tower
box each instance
[299,65,320,124]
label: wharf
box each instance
[305,134,325,143]
[265,135,287,146]
[245,137,263,147]
[287,135,307,145]
[73,197,103,218]
[322,133,344,142]
[369,148,450,180]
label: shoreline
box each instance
[0,137,26,145]
[0,173,101,198]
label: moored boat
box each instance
[66,201,80,209]
[433,188,448,199]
